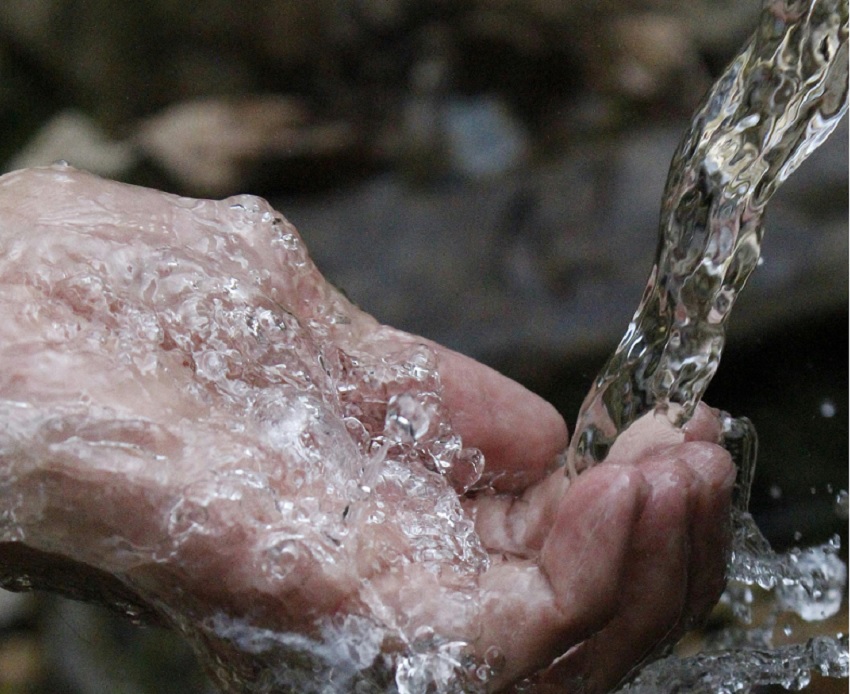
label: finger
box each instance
[679,441,735,626]
[430,342,569,493]
[604,409,685,467]
[471,464,648,688]
[683,402,725,444]
[538,455,694,692]
[464,467,570,557]
[604,402,726,469]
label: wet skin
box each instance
[0,166,735,692]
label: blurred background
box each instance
[0,1,846,692]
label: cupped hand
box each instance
[0,166,735,693]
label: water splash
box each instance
[569,0,849,470]
[615,463,849,688]
[622,635,849,693]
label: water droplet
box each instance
[168,501,210,538]
[484,645,506,672]
[114,600,144,625]
[819,399,836,417]
[769,484,783,500]
[276,233,301,251]
[367,509,385,524]
[834,490,848,519]
[194,349,228,382]
[776,546,847,622]
[385,393,431,443]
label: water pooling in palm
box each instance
[568,0,848,475]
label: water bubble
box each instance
[781,669,812,690]
[367,509,385,524]
[732,595,753,624]
[769,484,783,500]
[395,643,473,694]
[168,500,210,538]
[276,233,301,251]
[194,349,228,382]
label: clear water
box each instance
[567,0,849,689]
[569,0,849,470]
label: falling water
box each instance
[565,0,848,689]
[569,0,848,470]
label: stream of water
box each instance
[569,0,848,471]
[566,0,848,689]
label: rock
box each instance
[0,587,33,628]
[604,14,707,102]
[399,91,531,183]
[279,118,848,368]
[4,109,136,177]
[133,95,357,196]
[443,96,531,179]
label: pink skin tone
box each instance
[0,166,735,692]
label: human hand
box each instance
[0,165,735,693]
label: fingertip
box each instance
[433,343,568,492]
[677,441,736,492]
[683,402,725,444]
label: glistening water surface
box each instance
[565,0,848,689]
[569,0,848,471]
